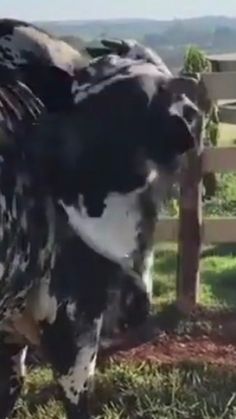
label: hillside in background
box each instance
[36,16,236,40]
[36,18,173,39]
[35,16,236,73]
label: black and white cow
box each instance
[0,20,199,341]
[85,38,201,337]
[86,38,175,336]
[0,19,159,338]
[0,44,199,418]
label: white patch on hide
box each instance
[8,254,21,277]
[147,169,158,184]
[39,197,56,270]
[28,278,57,325]
[59,191,142,264]
[59,317,102,405]
[142,251,154,298]
[169,96,185,117]
[8,249,29,277]
[59,346,94,404]
[12,347,28,378]
[9,347,28,395]
[15,175,30,231]
[169,94,198,130]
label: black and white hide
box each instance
[0,19,139,337]
[85,38,193,337]
[0,18,89,111]
[87,37,172,76]
[0,19,178,338]
[0,34,199,418]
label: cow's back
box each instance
[0,19,90,111]
[0,18,87,74]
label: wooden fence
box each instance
[156,54,236,312]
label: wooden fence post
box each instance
[176,112,204,313]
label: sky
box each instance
[1,0,236,22]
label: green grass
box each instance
[12,367,63,419]
[95,362,236,419]
[153,242,236,309]
[13,362,236,419]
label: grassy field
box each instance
[13,362,236,418]
[154,242,236,309]
[13,125,236,418]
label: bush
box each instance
[204,173,236,217]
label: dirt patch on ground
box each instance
[27,305,236,369]
[101,334,236,366]
[98,305,236,366]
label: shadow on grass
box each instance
[154,248,177,275]
[152,248,177,300]
[202,243,236,258]
[202,263,236,308]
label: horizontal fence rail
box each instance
[203,147,236,172]
[209,54,236,72]
[156,218,236,243]
[202,72,236,100]
[155,146,236,242]
[218,104,236,124]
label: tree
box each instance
[183,45,219,199]
[183,45,210,73]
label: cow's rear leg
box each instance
[41,305,102,419]
[0,333,27,419]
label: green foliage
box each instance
[205,120,219,147]
[204,173,236,216]
[165,198,179,217]
[205,104,220,147]
[184,45,211,73]
[184,45,220,148]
